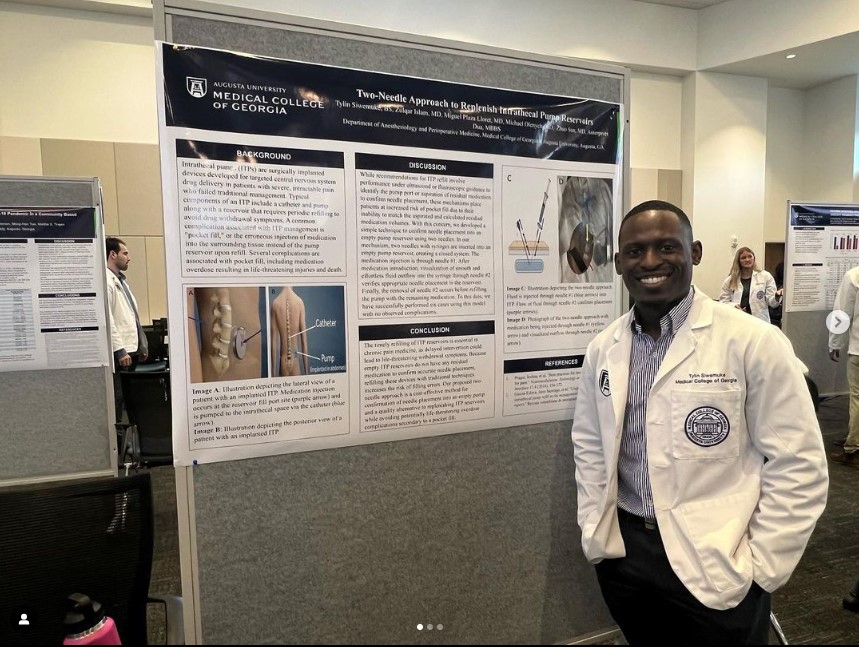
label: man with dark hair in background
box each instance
[571,200,828,644]
[106,236,147,421]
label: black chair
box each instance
[141,319,169,365]
[118,370,173,469]
[0,473,182,645]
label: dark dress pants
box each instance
[594,509,771,645]
[113,356,139,423]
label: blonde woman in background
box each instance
[719,246,783,323]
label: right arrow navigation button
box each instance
[827,309,851,335]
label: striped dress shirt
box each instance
[617,287,694,520]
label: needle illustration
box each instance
[516,219,531,259]
[531,179,550,256]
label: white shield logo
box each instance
[599,369,610,396]
[186,77,207,98]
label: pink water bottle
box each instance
[62,593,122,645]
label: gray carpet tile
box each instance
[771,394,859,645]
[147,465,181,644]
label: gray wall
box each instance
[784,311,849,396]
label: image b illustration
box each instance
[270,285,346,378]
[271,286,309,377]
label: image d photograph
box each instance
[558,176,613,284]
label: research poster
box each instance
[157,43,623,465]
[785,203,859,312]
[0,207,109,372]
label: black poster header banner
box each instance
[503,355,584,374]
[358,320,495,342]
[176,139,344,168]
[0,208,96,239]
[163,44,620,164]
[791,204,859,227]
[355,153,492,178]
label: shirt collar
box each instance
[630,287,695,335]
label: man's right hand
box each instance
[830,349,840,362]
[119,354,133,368]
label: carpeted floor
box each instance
[770,394,859,645]
[146,466,182,644]
[145,395,859,645]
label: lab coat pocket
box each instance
[675,493,755,594]
[671,389,741,460]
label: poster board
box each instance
[783,201,856,396]
[0,176,115,484]
[157,1,628,643]
[158,42,623,466]
[0,206,109,373]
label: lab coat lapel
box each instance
[606,317,632,434]
[653,291,710,388]
[654,325,696,388]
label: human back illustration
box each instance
[187,286,266,383]
[271,286,309,377]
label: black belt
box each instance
[617,508,658,531]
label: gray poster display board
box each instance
[0,176,115,483]
[783,202,857,396]
[157,1,628,642]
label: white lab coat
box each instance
[571,289,828,610]
[829,266,859,356]
[106,267,139,358]
[719,269,781,322]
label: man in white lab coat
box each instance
[106,236,147,421]
[829,265,859,463]
[571,200,828,644]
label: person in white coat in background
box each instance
[106,236,147,421]
[828,265,859,464]
[719,246,783,323]
[571,200,828,645]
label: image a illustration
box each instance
[186,286,268,384]
[557,176,614,284]
[269,285,346,377]
[508,179,551,274]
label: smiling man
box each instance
[570,200,828,644]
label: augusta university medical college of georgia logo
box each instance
[187,77,207,98]
[599,369,611,397]
[684,406,730,447]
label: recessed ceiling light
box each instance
[785,54,797,59]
